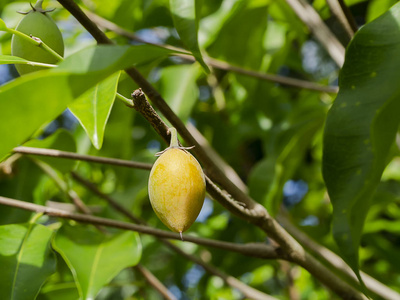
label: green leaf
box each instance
[169,0,210,73]
[0,222,56,300]
[23,129,77,173]
[0,45,177,161]
[159,64,200,122]
[366,0,398,22]
[69,72,120,149]
[53,224,142,300]
[199,0,245,48]
[0,55,29,65]
[0,18,7,30]
[322,3,400,281]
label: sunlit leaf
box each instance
[0,222,56,299]
[53,224,142,300]
[0,45,177,161]
[69,72,120,149]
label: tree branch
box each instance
[54,2,368,298]
[285,0,345,66]
[14,142,366,298]
[84,9,338,94]
[0,196,281,260]
[57,0,263,220]
[16,147,386,297]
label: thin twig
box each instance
[71,172,277,300]
[13,146,152,170]
[285,0,345,66]
[186,123,247,193]
[337,0,358,33]
[0,195,280,260]
[13,145,264,224]
[33,158,107,233]
[326,0,355,41]
[85,9,338,94]
[33,158,92,215]
[135,265,178,300]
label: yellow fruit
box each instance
[148,128,206,237]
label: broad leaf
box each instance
[0,45,177,161]
[159,64,200,122]
[23,129,77,173]
[169,0,210,72]
[323,3,400,280]
[69,72,120,149]
[0,222,56,299]
[53,224,142,300]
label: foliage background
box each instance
[0,0,400,299]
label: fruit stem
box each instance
[33,0,44,11]
[180,231,183,241]
[169,127,179,148]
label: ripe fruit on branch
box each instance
[11,0,64,75]
[148,128,206,239]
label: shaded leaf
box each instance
[0,45,177,161]
[322,2,400,281]
[169,0,210,72]
[159,64,200,122]
[0,158,43,225]
[23,129,77,173]
[37,252,79,300]
[0,223,56,299]
[53,224,142,300]
[69,72,120,149]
